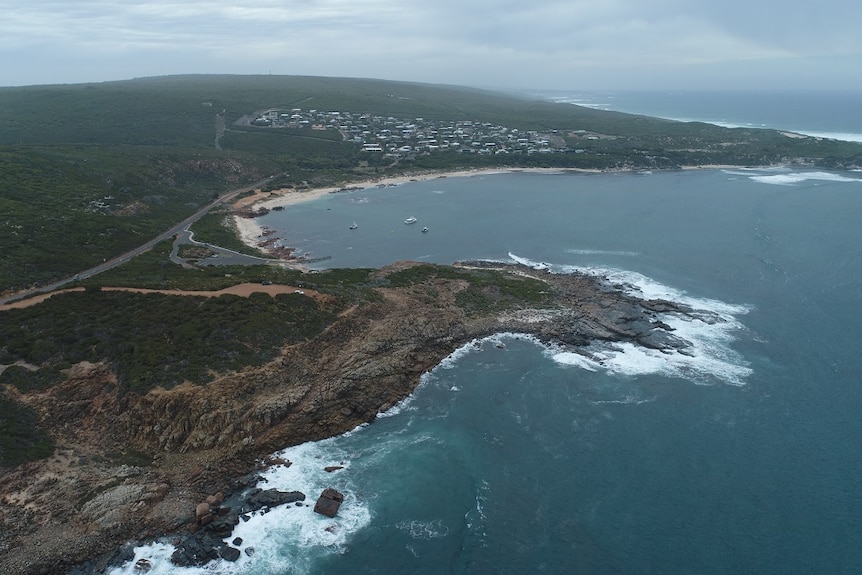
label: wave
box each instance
[723,168,862,186]
[396,519,450,540]
[109,438,373,575]
[566,248,640,257]
[794,131,862,143]
[746,171,862,186]
[110,255,754,574]
[508,253,752,386]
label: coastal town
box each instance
[243,108,593,158]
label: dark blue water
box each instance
[113,167,862,574]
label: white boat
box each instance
[421,227,429,233]
[404,217,417,224]
[349,222,358,229]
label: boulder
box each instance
[220,546,241,562]
[171,535,221,567]
[313,488,344,518]
[133,558,153,572]
[324,465,344,473]
[245,488,305,512]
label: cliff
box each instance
[0,262,703,573]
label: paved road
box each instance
[0,175,281,306]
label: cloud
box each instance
[1,0,860,89]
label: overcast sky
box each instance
[2,0,861,90]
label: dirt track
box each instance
[0,283,325,311]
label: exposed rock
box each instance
[168,483,305,568]
[324,465,344,472]
[1,261,707,573]
[245,488,305,512]
[314,488,344,518]
[220,546,241,562]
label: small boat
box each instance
[421,227,429,233]
[404,217,417,224]
[349,222,358,230]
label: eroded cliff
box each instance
[0,262,705,573]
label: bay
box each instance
[112,165,862,574]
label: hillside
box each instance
[2,75,862,573]
[2,75,861,294]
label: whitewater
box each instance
[111,163,862,574]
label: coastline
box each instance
[2,163,760,573]
[233,168,516,252]
[232,165,737,257]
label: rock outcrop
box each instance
[170,482,305,568]
[313,488,344,518]
[0,262,709,573]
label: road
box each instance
[0,175,281,306]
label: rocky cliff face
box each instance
[0,262,705,574]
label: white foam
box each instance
[794,131,862,143]
[396,519,450,539]
[591,395,656,406]
[243,441,370,547]
[376,371,433,419]
[748,171,862,186]
[434,332,537,369]
[566,249,640,257]
[551,351,601,371]
[109,438,372,575]
[508,253,752,386]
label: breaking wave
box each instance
[508,253,752,386]
[722,168,862,186]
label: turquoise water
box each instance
[112,167,862,574]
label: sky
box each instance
[2,0,862,91]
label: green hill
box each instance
[1,75,861,293]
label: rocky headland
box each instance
[0,261,711,574]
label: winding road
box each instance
[0,174,282,306]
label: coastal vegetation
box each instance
[2,75,862,294]
[0,251,550,472]
[0,288,335,395]
[3,74,861,468]
[3,76,862,564]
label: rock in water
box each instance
[245,488,306,512]
[220,546,241,562]
[313,488,344,518]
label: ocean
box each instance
[536,89,862,143]
[109,95,862,574]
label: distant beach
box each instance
[231,165,735,258]
[232,168,561,255]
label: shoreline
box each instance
[70,261,707,574]
[233,167,519,252]
[233,165,738,257]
